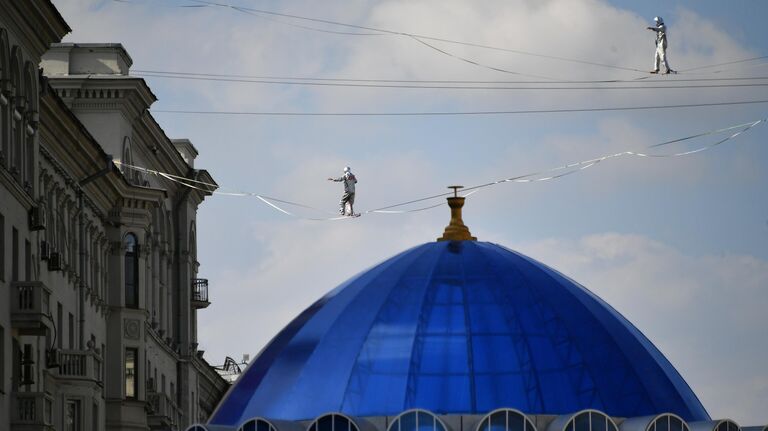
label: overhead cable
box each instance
[150,99,768,117]
[680,55,768,72]
[228,5,386,36]
[180,0,768,78]
[183,0,647,74]
[134,71,768,91]
[132,69,768,85]
[115,118,764,218]
[119,0,768,80]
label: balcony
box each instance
[147,391,181,430]
[11,392,54,428]
[11,281,52,336]
[191,278,210,309]
[56,349,103,385]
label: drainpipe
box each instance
[77,155,113,350]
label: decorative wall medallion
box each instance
[124,318,141,340]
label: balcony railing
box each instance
[147,391,181,429]
[11,281,52,336]
[12,392,54,427]
[57,349,103,384]
[191,278,210,308]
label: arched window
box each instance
[23,61,36,193]
[388,410,447,431]
[125,233,139,308]
[9,46,22,180]
[239,418,278,431]
[561,410,618,431]
[477,409,536,431]
[0,29,9,167]
[308,413,360,431]
[186,426,209,431]
[646,414,689,431]
[121,136,133,178]
[713,421,740,431]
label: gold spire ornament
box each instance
[437,186,477,242]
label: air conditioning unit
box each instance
[29,206,46,231]
[48,252,62,271]
[40,240,50,261]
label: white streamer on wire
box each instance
[114,118,764,219]
[363,118,765,213]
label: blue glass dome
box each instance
[210,240,709,426]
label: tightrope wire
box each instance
[114,118,765,219]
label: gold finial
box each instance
[437,185,477,242]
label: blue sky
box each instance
[53,0,768,424]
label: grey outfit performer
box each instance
[647,16,671,74]
[328,166,358,215]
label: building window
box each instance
[24,239,31,280]
[22,343,34,385]
[477,409,536,431]
[125,348,138,399]
[239,418,278,431]
[65,399,81,431]
[68,313,74,350]
[92,402,99,431]
[564,411,618,431]
[388,410,446,431]
[0,325,4,394]
[12,226,18,281]
[0,212,5,281]
[57,303,63,349]
[124,233,139,308]
[309,413,360,431]
[647,414,689,431]
[714,421,740,431]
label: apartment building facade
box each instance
[1,1,228,430]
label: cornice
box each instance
[1,1,70,59]
[46,76,157,116]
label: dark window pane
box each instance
[334,415,351,431]
[669,417,684,431]
[418,411,437,431]
[124,234,138,308]
[591,413,607,431]
[655,417,670,431]
[317,414,333,431]
[400,412,417,431]
[574,413,590,431]
[509,412,526,431]
[488,412,506,431]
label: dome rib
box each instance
[338,244,443,413]
[501,244,658,415]
[473,243,550,412]
[260,244,435,419]
[503,245,707,419]
[483,242,607,413]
